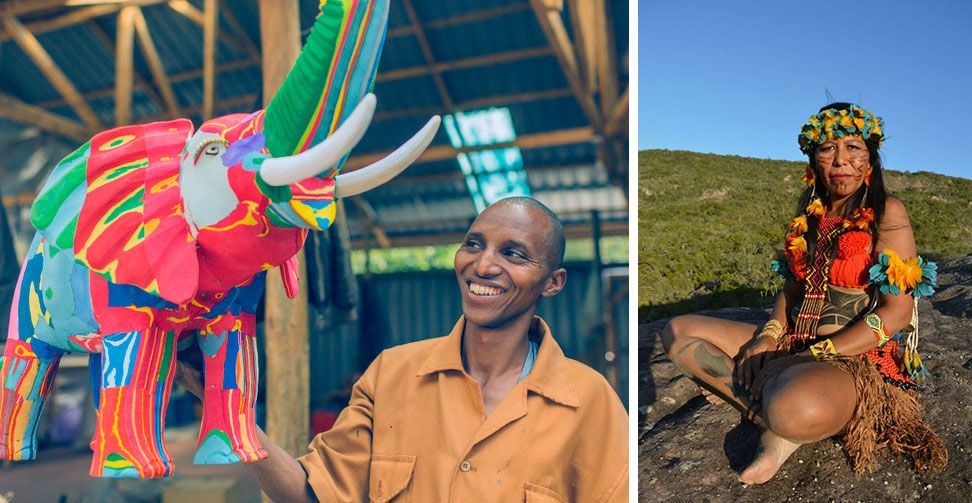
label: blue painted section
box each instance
[88,353,102,410]
[102,465,140,478]
[193,430,241,465]
[223,330,239,390]
[198,331,226,358]
[107,282,178,310]
[201,272,265,319]
[101,331,141,388]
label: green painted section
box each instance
[103,187,145,225]
[156,331,174,383]
[264,2,344,157]
[31,142,90,232]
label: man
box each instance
[177,196,628,501]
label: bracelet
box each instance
[756,319,784,341]
[809,338,838,361]
[864,313,891,347]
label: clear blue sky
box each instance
[638,0,972,180]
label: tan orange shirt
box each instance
[298,317,628,502]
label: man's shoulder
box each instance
[370,336,447,375]
[562,358,626,410]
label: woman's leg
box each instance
[661,315,758,416]
[740,362,857,484]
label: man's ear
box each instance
[541,267,567,297]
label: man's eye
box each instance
[503,249,526,260]
[463,240,482,249]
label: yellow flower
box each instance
[854,117,865,129]
[787,234,807,254]
[824,114,838,129]
[806,198,825,216]
[805,128,820,142]
[887,251,923,291]
[840,115,855,128]
[789,215,808,233]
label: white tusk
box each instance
[335,115,441,198]
[260,93,377,187]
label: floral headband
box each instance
[797,104,884,155]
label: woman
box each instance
[661,102,947,484]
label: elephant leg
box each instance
[194,314,266,464]
[0,339,63,460]
[88,327,178,478]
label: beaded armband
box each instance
[865,313,891,347]
[867,249,937,297]
[756,319,784,341]
[809,338,838,361]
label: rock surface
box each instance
[638,255,972,502]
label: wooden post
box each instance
[259,0,308,477]
[115,5,136,126]
[202,0,218,120]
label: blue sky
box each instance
[638,0,972,180]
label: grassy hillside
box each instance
[638,150,972,321]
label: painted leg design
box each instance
[0,339,62,460]
[194,315,266,464]
[89,327,178,478]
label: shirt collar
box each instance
[416,316,580,408]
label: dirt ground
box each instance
[0,423,264,502]
[638,255,972,502]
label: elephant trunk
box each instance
[263,0,389,160]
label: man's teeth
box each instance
[470,283,502,296]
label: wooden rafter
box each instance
[37,46,550,110]
[567,0,597,92]
[604,86,628,137]
[0,92,89,141]
[387,4,531,38]
[167,0,259,60]
[344,126,593,171]
[529,0,602,131]
[2,15,102,129]
[142,93,256,121]
[201,0,217,120]
[401,0,453,110]
[378,46,553,82]
[373,88,573,122]
[133,7,180,117]
[86,21,168,120]
[350,197,391,248]
[114,5,136,126]
[593,0,619,116]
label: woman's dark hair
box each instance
[797,102,888,259]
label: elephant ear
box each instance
[73,119,200,305]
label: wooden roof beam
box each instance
[350,197,391,248]
[344,126,593,171]
[36,46,551,110]
[387,3,531,38]
[0,92,89,141]
[529,0,602,131]
[167,0,259,60]
[2,15,103,129]
[115,5,136,126]
[401,0,453,110]
[201,0,217,120]
[133,7,180,117]
[567,0,598,93]
[86,21,169,122]
[373,88,573,121]
[604,85,627,138]
[592,0,620,117]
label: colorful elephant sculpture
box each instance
[0,0,438,478]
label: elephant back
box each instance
[31,141,91,252]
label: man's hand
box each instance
[733,336,779,393]
[174,359,204,400]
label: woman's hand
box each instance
[733,335,779,393]
[748,353,814,409]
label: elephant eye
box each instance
[204,143,222,155]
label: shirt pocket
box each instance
[523,482,567,503]
[369,454,416,503]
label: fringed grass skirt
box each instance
[828,357,947,475]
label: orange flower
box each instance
[802,165,815,186]
[786,234,807,255]
[886,250,923,292]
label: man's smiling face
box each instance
[454,201,566,330]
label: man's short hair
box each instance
[490,196,566,269]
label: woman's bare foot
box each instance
[700,387,726,405]
[738,429,801,484]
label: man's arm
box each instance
[175,361,317,502]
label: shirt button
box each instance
[459,460,472,472]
